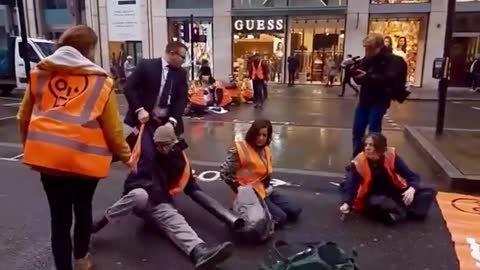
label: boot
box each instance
[190,242,234,270]
[91,216,109,234]
[74,253,94,270]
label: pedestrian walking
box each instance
[287,53,299,86]
[338,54,359,97]
[123,55,135,78]
[123,41,189,186]
[469,55,480,92]
[325,57,337,86]
[17,25,132,270]
[248,54,269,109]
[351,33,407,157]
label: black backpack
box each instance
[387,54,410,103]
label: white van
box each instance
[0,36,55,95]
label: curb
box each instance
[404,126,480,190]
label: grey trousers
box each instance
[105,188,204,255]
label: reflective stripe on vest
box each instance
[235,141,272,199]
[169,151,192,196]
[23,69,113,178]
[252,62,264,80]
[352,147,408,210]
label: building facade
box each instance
[5,0,480,89]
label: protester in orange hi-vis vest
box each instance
[339,133,436,225]
[92,123,235,270]
[248,54,269,109]
[221,119,302,228]
[16,25,132,270]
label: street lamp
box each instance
[435,0,457,136]
[16,0,31,82]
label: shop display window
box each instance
[168,19,214,80]
[369,18,426,86]
[232,33,286,83]
[370,0,430,3]
[289,18,345,85]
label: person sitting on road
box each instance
[220,119,302,228]
[339,133,436,225]
[92,123,234,270]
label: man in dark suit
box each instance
[123,41,189,185]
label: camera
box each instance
[347,56,363,77]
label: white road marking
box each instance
[471,106,480,111]
[10,153,23,160]
[0,97,21,101]
[0,157,18,162]
[3,102,21,106]
[452,101,462,104]
[0,116,16,121]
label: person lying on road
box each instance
[220,119,302,229]
[339,132,436,225]
[92,123,234,270]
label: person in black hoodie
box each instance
[351,33,404,157]
[92,123,234,270]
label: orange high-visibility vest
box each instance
[169,151,191,196]
[235,141,272,199]
[189,84,207,106]
[251,61,264,80]
[214,81,233,107]
[351,147,408,210]
[23,69,113,178]
[241,79,253,100]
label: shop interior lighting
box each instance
[247,34,254,39]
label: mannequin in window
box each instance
[384,36,393,53]
[393,37,407,60]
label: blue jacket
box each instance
[341,154,420,206]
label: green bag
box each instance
[260,240,359,270]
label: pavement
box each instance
[0,85,478,269]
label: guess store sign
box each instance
[233,18,285,33]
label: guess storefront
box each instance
[231,17,287,83]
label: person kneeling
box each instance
[339,133,436,225]
[92,123,233,270]
[221,119,302,229]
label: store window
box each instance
[232,17,286,83]
[168,18,214,80]
[370,0,429,3]
[167,0,213,8]
[289,0,348,7]
[289,17,345,85]
[369,17,427,87]
[45,0,67,9]
[232,0,287,8]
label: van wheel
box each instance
[1,86,15,96]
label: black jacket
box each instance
[124,143,201,205]
[354,48,402,107]
[124,58,188,135]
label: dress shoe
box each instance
[74,253,94,270]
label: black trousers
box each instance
[41,174,99,270]
[288,70,295,86]
[340,75,359,95]
[252,79,265,106]
[364,188,436,225]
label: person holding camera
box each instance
[350,33,408,158]
[339,54,360,97]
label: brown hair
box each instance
[57,25,98,57]
[363,33,384,48]
[245,119,273,148]
[165,41,188,53]
[363,132,388,153]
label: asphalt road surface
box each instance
[0,161,458,270]
[0,88,470,270]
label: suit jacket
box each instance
[124,58,188,135]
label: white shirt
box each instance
[155,57,170,107]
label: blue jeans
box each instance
[352,103,389,157]
[265,190,302,227]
